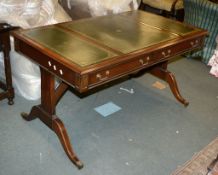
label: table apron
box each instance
[14,35,205,93]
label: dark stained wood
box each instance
[53,117,84,169]
[21,68,83,169]
[12,11,208,169]
[149,61,189,106]
[54,81,69,105]
[0,23,16,105]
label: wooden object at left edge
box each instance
[0,23,17,105]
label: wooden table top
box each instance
[13,10,207,92]
[13,11,203,66]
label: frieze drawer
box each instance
[152,37,204,62]
[88,54,153,87]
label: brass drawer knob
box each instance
[96,70,110,81]
[106,70,110,76]
[139,59,144,65]
[96,73,102,79]
[139,56,150,66]
[162,49,171,58]
[190,40,199,47]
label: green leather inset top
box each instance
[24,27,117,67]
[62,14,177,54]
[23,11,199,67]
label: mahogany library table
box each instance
[12,10,207,169]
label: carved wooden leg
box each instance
[21,68,83,169]
[149,62,189,106]
[7,97,14,105]
[2,31,14,105]
[4,53,14,105]
[53,118,83,169]
[21,106,39,121]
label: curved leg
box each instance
[8,98,14,105]
[21,69,83,169]
[150,64,189,106]
[21,104,83,169]
[165,71,189,106]
[3,33,15,106]
[52,118,84,169]
[21,105,39,121]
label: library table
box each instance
[12,10,207,169]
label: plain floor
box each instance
[0,57,218,175]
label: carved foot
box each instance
[150,67,189,106]
[52,118,84,169]
[21,105,39,121]
[7,88,14,105]
[165,71,189,107]
[8,98,14,105]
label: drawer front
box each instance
[88,54,153,87]
[87,36,205,88]
[152,37,204,62]
[172,37,204,54]
[14,35,206,92]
